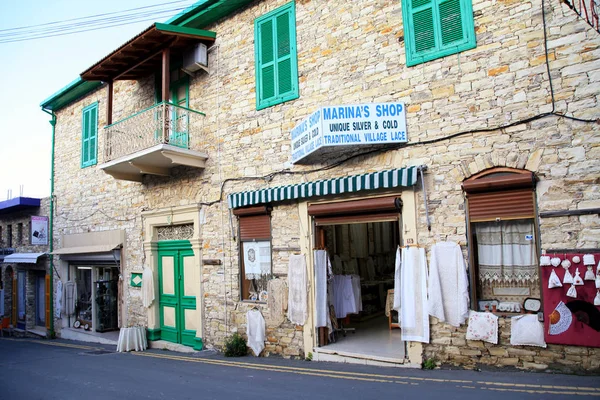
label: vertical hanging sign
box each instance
[31,216,49,245]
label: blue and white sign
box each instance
[291,102,408,164]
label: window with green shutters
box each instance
[402,0,476,66]
[254,2,299,110]
[81,102,98,168]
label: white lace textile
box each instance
[475,220,537,284]
[400,247,429,343]
[427,241,469,327]
[549,301,572,335]
[287,254,307,325]
[243,241,271,280]
[314,250,332,328]
[510,314,546,348]
[466,311,498,344]
[266,279,287,327]
[246,309,266,356]
[142,267,155,308]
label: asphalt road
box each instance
[0,337,599,400]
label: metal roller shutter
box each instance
[466,189,535,222]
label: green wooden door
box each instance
[158,241,197,346]
[169,77,189,148]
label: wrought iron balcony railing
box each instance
[103,102,205,163]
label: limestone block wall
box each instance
[49,0,600,368]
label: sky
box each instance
[0,0,198,200]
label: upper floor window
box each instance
[402,0,476,66]
[463,168,539,313]
[17,223,23,245]
[254,2,299,110]
[7,224,12,248]
[81,102,98,168]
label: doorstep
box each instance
[148,340,199,354]
[28,327,47,337]
[312,348,416,368]
[60,328,119,346]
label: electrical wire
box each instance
[0,1,196,44]
[198,0,599,209]
[0,0,192,33]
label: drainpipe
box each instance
[42,107,56,339]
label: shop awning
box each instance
[51,230,124,263]
[227,166,421,209]
[51,244,121,255]
[3,253,46,264]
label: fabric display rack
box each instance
[540,252,600,347]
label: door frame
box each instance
[142,204,204,351]
[298,190,424,366]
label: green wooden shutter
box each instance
[403,0,476,67]
[255,2,299,110]
[81,102,98,168]
[276,12,293,94]
[439,0,464,46]
[259,19,276,101]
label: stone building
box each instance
[0,197,51,336]
[40,0,599,372]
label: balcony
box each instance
[99,102,208,182]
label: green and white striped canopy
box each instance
[227,166,420,209]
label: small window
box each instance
[17,223,23,245]
[402,0,476,66]
[81,102,98,168]
[254,2,299,110]
[234,207,272,301]
[7,225,12,248]
[463,168,539,312]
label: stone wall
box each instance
[49,0,600,369]
[0,198,51,332]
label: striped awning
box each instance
[227,166,420,209]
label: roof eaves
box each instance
[40,77,103,112]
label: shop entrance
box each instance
[157,241,197,347]
[73,266,119,332]
[311,196,406,362]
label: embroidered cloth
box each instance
[427,241,469,327]
[400,247,429,343]
[287,254,307,325]
[246,309,266,356]
[466,310,498,344]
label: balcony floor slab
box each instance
[99,144,208,182]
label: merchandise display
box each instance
[541,252,600,347]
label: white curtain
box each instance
[475,220,537,284]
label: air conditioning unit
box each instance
[182,43,208,75]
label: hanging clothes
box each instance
[246,309,266,356]
[266,278,287,327]
[314,250,332,328]
[400,246,429,343]
[287,254,307,325]
[142,267,155,308]
[332,275,359,318]
[393,246,402,313]
[350,275,363,313]
[63,281,77,316]
[427,241,469,327]
[55,280,63,318]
